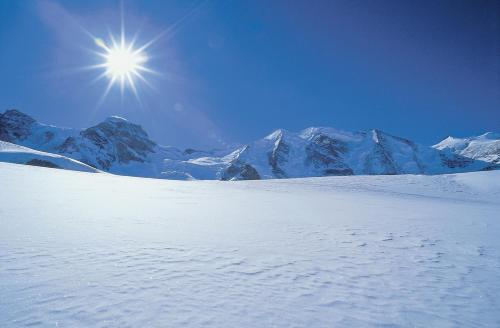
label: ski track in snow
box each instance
[0,163,499,327]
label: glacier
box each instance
[0,162,499,327]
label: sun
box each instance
[93,32,155,99]
[104,42,147,80]
[81,2,207,106]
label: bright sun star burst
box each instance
[104,41,146,80]
[83,2,207,106]
[92,26,159,103]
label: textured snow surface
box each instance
[1,163,499,327]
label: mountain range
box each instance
[0,109,498,180]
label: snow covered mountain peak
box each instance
[0,109,159,173]
[104,115,128,123]
[163,126,495,180]
[1,109,35,123]
[264,128,289,141]
[434,132,500,165]
[299,126,360,142]
[58,116,157,171]
[1,109,497,179]
[479,132,500,140]
[85,115,155,149]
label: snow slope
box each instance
[0,140,99,173]
[1,162,499,327]
[434,132,500,165]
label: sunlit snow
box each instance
[0,163,499,327]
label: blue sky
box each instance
[0,0,498,148]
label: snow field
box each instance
[0,163,499,327]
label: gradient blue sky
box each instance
[0,0,498,148]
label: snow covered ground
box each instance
[1,162,499,327]
[0,141,99,173]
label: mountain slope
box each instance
[163,127,491,180]
[0,110,172,177]
[0,140,99,172]
[434,132,500,166]
[0,109,75,150]
[1,109,494,180]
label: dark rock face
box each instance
[364,142,398,175]
[482,164,500,171]
[221,145,261,180]
[222,161,261,180]
[57,117,157,171]
[323,168,353,176]
[440,153,473,168]
[268,133,289,178]
[305,133,352,175]
[83,118,156,163]
[375,131,426,174]
[240,164,261,180]
[25,159,61,169]
[81,128,109,149]
[362,130,424,175]
[58,137,78,153]
[363,130,398,175]
[307,134,348,162]
[44,131,55,142]
[0,110,36,142]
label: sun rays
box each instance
[88,14,160,105]
[92,31,153,100]
[77,0,208,107]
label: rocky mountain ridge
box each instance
[433,132,500,168]
[0,109,497,179]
